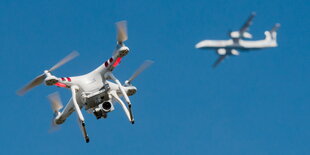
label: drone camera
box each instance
[93,101,114,119]
[102,102,113,112]
[93,108,105,119]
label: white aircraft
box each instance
[195,12,280,67]
[17,21,153,143]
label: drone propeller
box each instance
[17,73,46,96]
[125,60,154,85]
[49,51,79,72]
[17,51,79,95]
[116,20,128,44]
[48,92,63,113]
[47,92,63,132]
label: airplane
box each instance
[17,21,153,143]
[195,12,280,68]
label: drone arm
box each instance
[111,91,133,122]
[71,85,89,143]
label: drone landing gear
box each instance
[110,91,135,124]
[71,86,90,143]
[81,121,90,143]
[128,104,135,124]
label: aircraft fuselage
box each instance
[196,38,277,51]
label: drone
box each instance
[195,12,280,67]
[17,21,153,143]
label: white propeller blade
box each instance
[127,60,154,84]
[17,51,79,96]
[49,51,79,72]
[47,92,63,133]
[17,73,45,96]
[48,92,63,113]
[116,20,128,44]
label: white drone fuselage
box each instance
[46,45,136,125]
[19,21,153,143]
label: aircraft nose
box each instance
[195,41,208,48]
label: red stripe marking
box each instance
[66,77,71,82]
[113,57,122,67]
[61,77,65,81]
[54,82,67,88]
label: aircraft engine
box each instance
[231,49,240,56]
[242,32,252,39]
[230,31,252,39]
[217,48,226,55]
[230,31,240,38]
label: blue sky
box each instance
[0,0,309,154]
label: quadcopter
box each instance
[17,21,153,143]
[195,12,280,67]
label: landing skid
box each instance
[128,104,135,124]
[81,121,90,143]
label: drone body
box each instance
[18,21,153,143]
[195,12,280,67]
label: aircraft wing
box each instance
[213,55,227,68]
[239,12,256,34]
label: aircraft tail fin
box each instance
[270,23,280,40]
[270,23,280,34]
[265,23,280,41]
